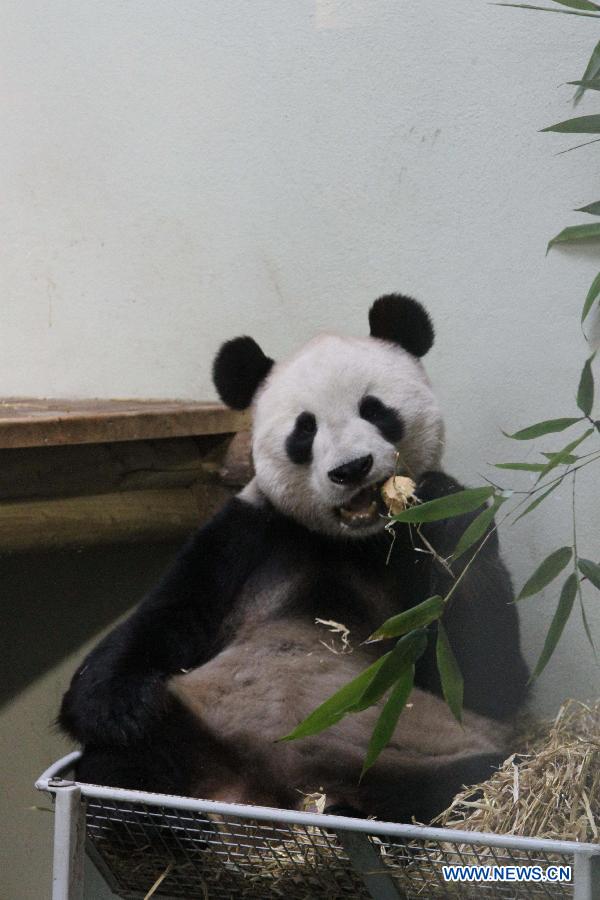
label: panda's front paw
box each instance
[415,470,463,504]
[59,673,169,747]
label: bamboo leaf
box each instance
[517,546,573,600]
[575,39,600,103]
[496,2,600,16]
[542,115,600,135]
[514,481,562,522]
[541,452,579,464]
[279,652,391,740]
[390,487,494,524]
[548,223,600,252]
[576,201,600,215]
[536,429,593,480]
[368,596,444,642]
[577,354,596,415]
[357,629,428,709]
[494,462,546,471]
[579,558,600,589]
[531,573,578,679]
[570,80,600,91]
[504,417,581,440]
[360,666,414,777]
[582,272,600,322]
[452,496,506,561]
[436,622,464,722]
[552,0,600,10]
[579,595,597,653]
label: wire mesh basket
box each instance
[37,752,600,900]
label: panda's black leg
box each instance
[75,697,202,795]
[323,804,365,819]
[358,752,504,825]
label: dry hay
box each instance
[95,699,599,898]
[433,698,600,844]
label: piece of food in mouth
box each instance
[381,475,417,515]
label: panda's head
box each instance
[213,294,444,538]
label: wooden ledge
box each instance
[0,399,249,449]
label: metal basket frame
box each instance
[37,751,600,900]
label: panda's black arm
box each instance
[59,496,270,747]
[414,471,530,720]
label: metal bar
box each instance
[36,750,82,789]
[73,782,600,857]
[37,753,600,860]
[51,783,86,900]
[575,852,600,900]
[335,830,402,900]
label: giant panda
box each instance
[59,294,529,824]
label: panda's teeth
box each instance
[339,500,379,526]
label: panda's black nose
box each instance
[328,454,373,485]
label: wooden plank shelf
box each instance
[0,399,253,552]
[0,398,249,449]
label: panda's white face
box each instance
[251,334,444,538]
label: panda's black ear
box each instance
[368,294,434,357]
[212,336,274,410]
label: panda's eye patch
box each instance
[286,412,317,464]
[359,395,404,444]
[296,412,317,434]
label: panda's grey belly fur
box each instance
[171,624,509,810]
[169,527,510,817]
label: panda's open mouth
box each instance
[336,481,386,528]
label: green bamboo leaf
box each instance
[541,452,580,464]
[552,0,600,10]
[548,223,600,252]
[536,429,593,480]
[514,481,562,522]
[577,354,596,415]
[576,201,600,215]
[494,462,546,472]
[360,666,414,777]
[517,546,573,600]
[279,652,391,740]
[575,39,600,103]
[504,418,581,440]
[452,496,506,561]
[496,2,600,16]
[579,558,600,589]
[569,80,600,91]
[542,116,600,135]
[357,629,428,709]
[582,272,600,322]
[579,594,597,654]
[531,573,578,679]
[390,487,494,524]
[436,622,464,722]
[368,596,444,642]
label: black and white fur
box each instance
[60,294,529,824]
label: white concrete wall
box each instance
[3,1,599,706]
